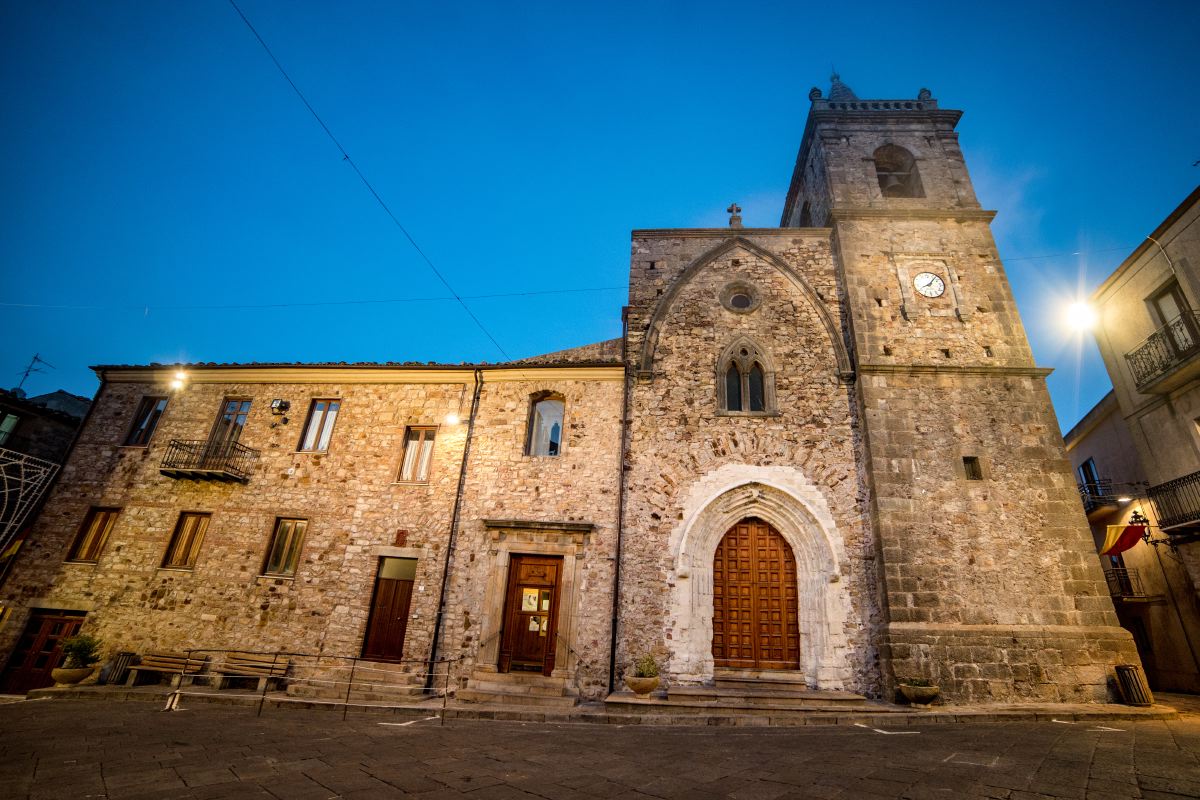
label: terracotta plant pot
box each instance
[50,666,95,687]
[898,683,939,708]
[624,675,660,697]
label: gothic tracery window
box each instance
[873,144,924,198]
[718,339,775,414]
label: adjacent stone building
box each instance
[0,77,1139,704]
[1059,185,1200,694]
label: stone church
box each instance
[0,76,1138,705]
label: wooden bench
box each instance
[125,651,208,687]
[215,652,290,692]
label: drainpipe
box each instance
[608,335,634,694]
[425,368,483,690]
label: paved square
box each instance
[2,698,1199,799]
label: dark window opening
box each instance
[874,145,925,198]
[748,364,766,412]
[963,456,983,481]
[725,365,742,412]
[125,397,168,446]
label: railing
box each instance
[1104,568,1146,599]
[1078,479,1118,515]
[1126,310,1200,389]
[1149,469,1200,530]
[160,439,258,482]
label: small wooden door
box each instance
[0,610,85,694]
[361,557,416,662]
[499,555,561,676]
[712,518,800,669]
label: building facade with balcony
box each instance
[1065,391,1200,692]
[1090,186,1200,580]
[0,78,1141,706]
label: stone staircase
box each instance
[285,659,441,704]
[605,668,888,717]
[456,670,580,709]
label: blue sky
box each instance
[2,1,1198,432]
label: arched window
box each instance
[526,392,565,456]
[873,145,924,198]
[718,339,776,414]
[798,201,812,227]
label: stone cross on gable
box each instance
[727,203,743,228]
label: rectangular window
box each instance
[1077,457,1101,489]
[124,396,168,446]
[298,399,340,452]
[161,512,210,569]
[67,507,120,563]
[263,518,307,577]
[210,399,252,446]
[962,456,983,481]
[0,411,20,446]
[398,427,437,482]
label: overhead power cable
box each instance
[226,0,512,360]
[0,285,627,313]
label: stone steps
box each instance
[458,670,579,709]
[606,668,876,715]
[668,685,872,708]
[285,658,437,703]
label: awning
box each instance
[1100,524,1146,556]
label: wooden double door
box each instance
[499,554,561,676]
[0,610,86,694]
[712,518,800,669]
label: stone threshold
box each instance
[23,684,1179,726]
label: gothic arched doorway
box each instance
[712,517,800,669]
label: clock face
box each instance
[913,272,946,298]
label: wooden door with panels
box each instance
[712,518,800,669]
[361,557,416,662]
[0,610,86,694]
[498,554,562,676]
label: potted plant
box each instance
[623,654,660,697]
[897,678,939,708]
[51,634,103,687]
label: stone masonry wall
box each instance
[0,374,472,675]
[441,374,623,700]
[620,229,881,695]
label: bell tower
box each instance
[782,76,1141,703]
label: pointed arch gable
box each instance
[636,237,854,380]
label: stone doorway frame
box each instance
[666,464,853,689]
[475,519,592,681]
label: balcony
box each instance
[1078,479,1120,520]
[1148,469,1200,542]
[1125,310,1200,393]
[160,439,257,482]
[1103,568,1147,600]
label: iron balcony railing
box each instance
[1126,310,1200,390]
[1078,479,1118,515]
[1103,568,1146,599]
[160,439,258,482]
[1148,469,1200,530]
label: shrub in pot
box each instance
[51,634,103,687]
[623,654,660,697]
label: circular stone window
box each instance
[719,282,762,314]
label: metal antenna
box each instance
[16,353,54,390]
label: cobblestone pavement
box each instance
[2,697,1199,799]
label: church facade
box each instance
[0,78,1138,704]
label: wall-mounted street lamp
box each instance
[169,370,187,391]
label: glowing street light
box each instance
[1066,301,1097,332]
[170,370,188,391]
